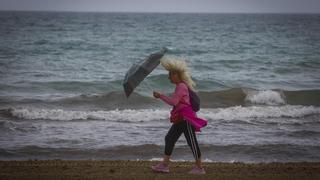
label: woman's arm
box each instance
[159,83,188,106]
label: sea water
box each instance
[0,11,320,162]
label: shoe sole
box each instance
[188,171,206,175]
[151,167,169,173]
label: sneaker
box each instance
[188,166,206,174]
[151,163,169,173]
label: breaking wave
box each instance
[2,105,320,122]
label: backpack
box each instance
[188,89,200,112]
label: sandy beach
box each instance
[0,160,319,180]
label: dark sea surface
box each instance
[0,11,320,162]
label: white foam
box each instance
[10,108,169,122]
[200,105,320,121]
[9,105,320,122]
[245,90,285,105]
[149,157,164,161]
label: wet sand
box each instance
[1,160,320,180]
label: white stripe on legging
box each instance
[186,121,199,159]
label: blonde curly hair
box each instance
[160,56,196,91]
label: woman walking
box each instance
[152,57,207,174]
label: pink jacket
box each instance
[159,82,207,132]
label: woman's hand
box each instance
[153,91,161,98]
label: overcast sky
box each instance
[0,0,319,13]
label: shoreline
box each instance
[1,160,320,180]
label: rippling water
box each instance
[0,11,320,162]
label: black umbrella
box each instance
[123,47,168,97]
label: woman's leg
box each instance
[163,123,184,165]
[183,121,202,168]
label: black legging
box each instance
[164,120,201,159]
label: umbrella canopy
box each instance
[123,47,168,97]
